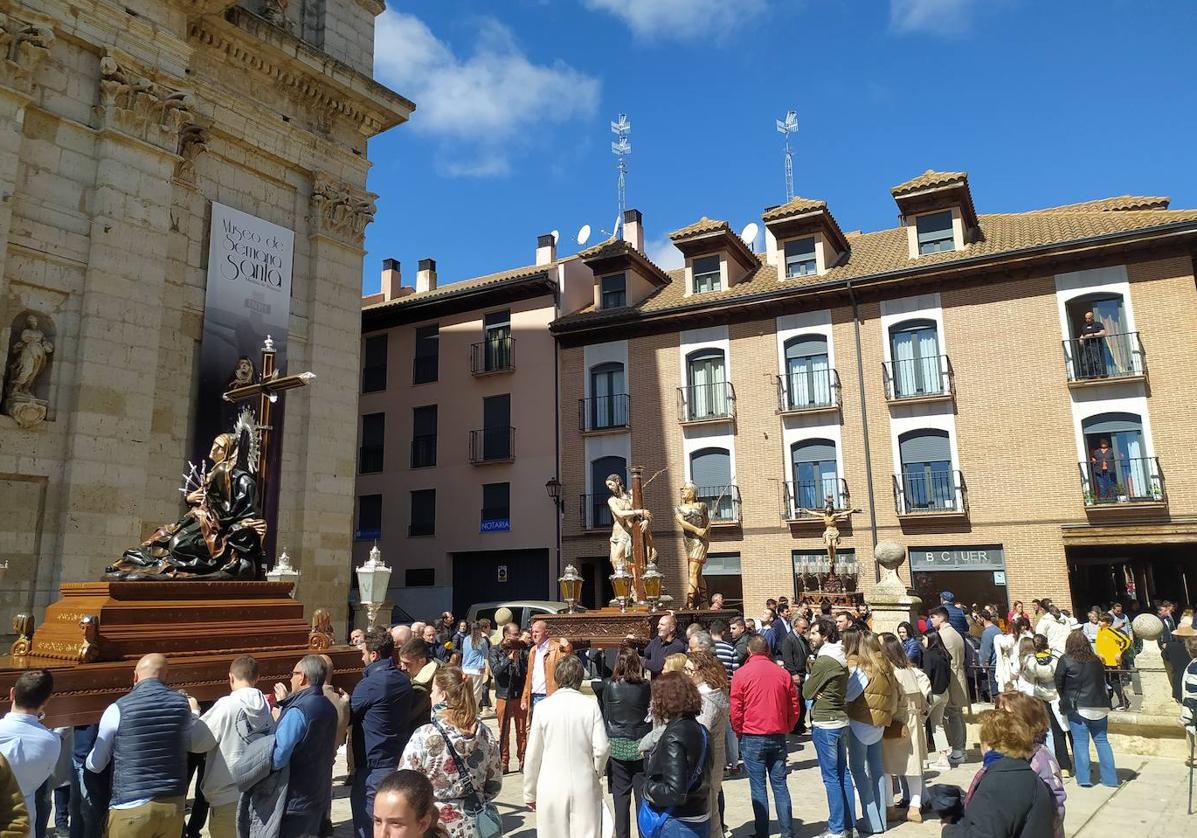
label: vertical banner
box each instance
[195,202,295,563]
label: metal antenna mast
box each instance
[611,113,632,221]
[776,110,798,201]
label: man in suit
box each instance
[520,619,573,717]
[929,606,968,765]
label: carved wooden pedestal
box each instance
[0,582,360,726]
[540,607,740,649]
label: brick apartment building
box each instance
[552,173,1197,615]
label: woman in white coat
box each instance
[523,653,610,837]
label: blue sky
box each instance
[364,0,1197,294]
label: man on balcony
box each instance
[1091,439,1117,501]
[1077,310,1108,378]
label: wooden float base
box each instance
[539,607,740,648]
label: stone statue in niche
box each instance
[3,313,54,428]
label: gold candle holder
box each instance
[610,565,633,613]
[558,564,583,613]
[642,562,663,613]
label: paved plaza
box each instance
[304,710,1194,838]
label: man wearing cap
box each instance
[940,592,970,638]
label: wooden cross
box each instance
[222,335,316,513]
[629,465,647,603]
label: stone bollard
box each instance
[1130,612,1177,716]
[866,541,922,636]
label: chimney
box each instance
[381,258,401,301]
[416,258,437,293]
[622,208,643,252]
[536,233,557,266]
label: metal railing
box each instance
[412,355,438,384]
[469,426,514,463]
[470,336,515,375]
[695,484,741,524]
[1062,331,1146,382]
[882,354,954,401]
[410,434,437,468]
[892,469,967,515]
[579,493,615,530]
[783,478,851,521]
[358,443,384,474]
[677,381,736,423]
[776,368,841,412]
[1079,457,1165,505]
[578,394,630,432]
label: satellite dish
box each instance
[612,214,623,239]
[551,230,560,245]
[576,224,592,246]
[740,222,759,248]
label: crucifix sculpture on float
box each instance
[104,336,314,581]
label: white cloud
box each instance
[583,0,768,40]
[645,236,684,271]
[375,13,600,175]
[889,0,976,36]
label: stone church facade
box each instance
[0,0,410,633]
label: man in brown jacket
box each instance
[520,619,573,716]
[929,606,968,764]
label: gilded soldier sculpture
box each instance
[105,410,267,580]
[674,481,710,609]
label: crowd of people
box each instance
[0,594,1192,838]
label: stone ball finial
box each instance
[494,607,513,627]
[874,541,906,571]
[1131,612,1163,642]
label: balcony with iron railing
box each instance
[410,434,437,468]
[579,394,631,433]
[892,470,968,517]
[470,336,515,375]
[1079,457,1166,509]
[776,369,842,415]
[579,494,615,531]
[882,355,955,404]
[469,426,514,464]
[783,478,851,523]
[695,484,742,526]
[1062,332,1147,386]
[677,381,736,425]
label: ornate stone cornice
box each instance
[309,174,375,245]
[189,6,413,138]
[0,10,53,95]
[96,50,194,152]
[164,0,237,17]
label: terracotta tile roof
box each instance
[669,217,729,241]
[361,261,558,312]
[577,237,674,285]
[760,197,828,223]
[891,170,968,197]
[1027,195,1171,213]
[553,204,1197,328]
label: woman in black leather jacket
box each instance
[594,647,653,838]
[642,671,712,838]
[1054,631,1118,787]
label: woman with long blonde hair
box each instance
[842,628,899,834]
[878,632,931,822]
[399,666,502,838]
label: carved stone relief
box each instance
[96,53,194,152]
[2,311,53,429]
[310,174,376,244]
[0,12,53,94]
[174,123,209,184]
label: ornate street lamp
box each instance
[610,565,633,613]
[356,543,392,631]
[544,477,563,510]
[642,562,663,613]
[265,548,300,596]
[558,564,583,613]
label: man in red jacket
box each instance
[731,634,799,838]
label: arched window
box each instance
[589,362,627,429]
[590,456,627,527]
[889,319,942,397]
[690,447,732,519]
[783,335,831,409]
[790,438,839,510]
[1082,413,1151,500]
[686,348,727,419]
[898,429,954,511]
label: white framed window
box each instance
[600,273,626,309]
[692,255,721,293]
[916,211,955,255]
[784,238,817,277]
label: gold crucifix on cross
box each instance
[222,336,315,512]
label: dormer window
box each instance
[916,211,955,255]
[784,237,817,278]
[693,255,721,293]
[600,273,626,309]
